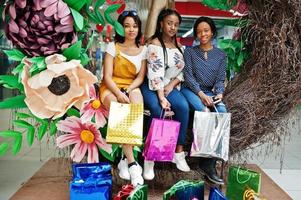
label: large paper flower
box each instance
[3,0,77,56]
[80,85,108,127]
[21,54,98,119]
[56,117,112,163]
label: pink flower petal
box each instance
[57,0,70,18]
[89,85,97,99]
[9,3,16,19]
[40,0,57,8]
[60,15,73,25]
[55,24,73,33]
[80,108,94,123]
[80,103,92,115]
[87,144,99,163]
[95,139,112,154]
[95,110,107,127]
[15,0,26,8]
[33,0,42,10]
[56,134,79,148]
[57,117,82,133]
[8,19,19,33]
[44,2,58,17]
[71,142,88,163]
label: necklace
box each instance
[200,46,213,60]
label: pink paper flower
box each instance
[56,116,112,163]
[80,85,108,127]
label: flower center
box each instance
[91,100,101,109]
[80,130,95,144]
[48,75,70,95]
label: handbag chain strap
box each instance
[236,167,252,184]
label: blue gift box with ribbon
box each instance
[70,162,112,200]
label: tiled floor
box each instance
[0,109,300,200]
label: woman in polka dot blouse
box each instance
[181,16,227,185]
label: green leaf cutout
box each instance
[3,49,25,61]
[114,21,125,37]
[0,143,9,157]
[66,107,80,117]
[105,4,121,13]
[0,75,24,92]
[13,120,35,147]
[0,130,22,155]
[49,119,59,136]
[12,62,25,75]
[16,112,34,119]
[64,0,87,11]
[0,95,27,109]
[95,0,105,9]
[71,8,84,30]
[62,40,82,60]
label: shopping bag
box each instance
[226,166,261,200]
[243,188,266,200]
[190,110,231,161]
[163,180,204,200]
[209,187,228,200]
[143,113,180,161]
[127,184,148,200]
[70,162,112,200]
[113,184,134,200]
[106,102,144,145]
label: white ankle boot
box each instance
[143,160,155,180]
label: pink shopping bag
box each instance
[143,113,180,161]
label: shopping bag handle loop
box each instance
[236,167,252,184]
[160,108,172,120]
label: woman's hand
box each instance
[159,97,171,109]
[216,93,223,100]
[163,84,174,97]
[199,93,213,107]
[117,91,130,103]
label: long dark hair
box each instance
[148,9,183,60]
[114,11,142,47]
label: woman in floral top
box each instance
[140,9,190,180]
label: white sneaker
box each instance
[172,152,190,172]
[117,158,130,180]
[143,160,155,180]
[129,164,144,187]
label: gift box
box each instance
[113,184,134,200]
[70,162,112,200]
[163,180,204,200]
[127,184,148,200]
[209,187,227,200]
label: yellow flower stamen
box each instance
[80,130,95,144]
[91,99,101,109]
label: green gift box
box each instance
[127,185,148,200]
[226,166,261,200]
[163,180,204,200]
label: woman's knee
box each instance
[129,88,143,103]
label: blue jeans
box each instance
[181,87,227,113]
[140,81,189,145]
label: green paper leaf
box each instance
[0,95,27,109]
[99,144,120,162]
[37,122,48,141]
[84,5,99,23]
[237,51,244,66]
[16,112,33,119]
[0,143,9,157]
[49,119,59,136]
[79,52,90,66]
[3,49,25,61]
[62,40,82,60]
[104,11,114,25]
[13,120,35,147]
[71,8,84,30]
[0,75,24,92]
[64,0,87,11]
[30,57,46,70]
[66,107,80,117]
[105,4,121,13]
[12,62,25,75]
[0,130,22,155]
[114,21,125,37]
[95,0,105,9]
[95,9,105,25]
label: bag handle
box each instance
[236,167,252,184]
[159,108,172,120]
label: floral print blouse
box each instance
[147,44,185,91]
